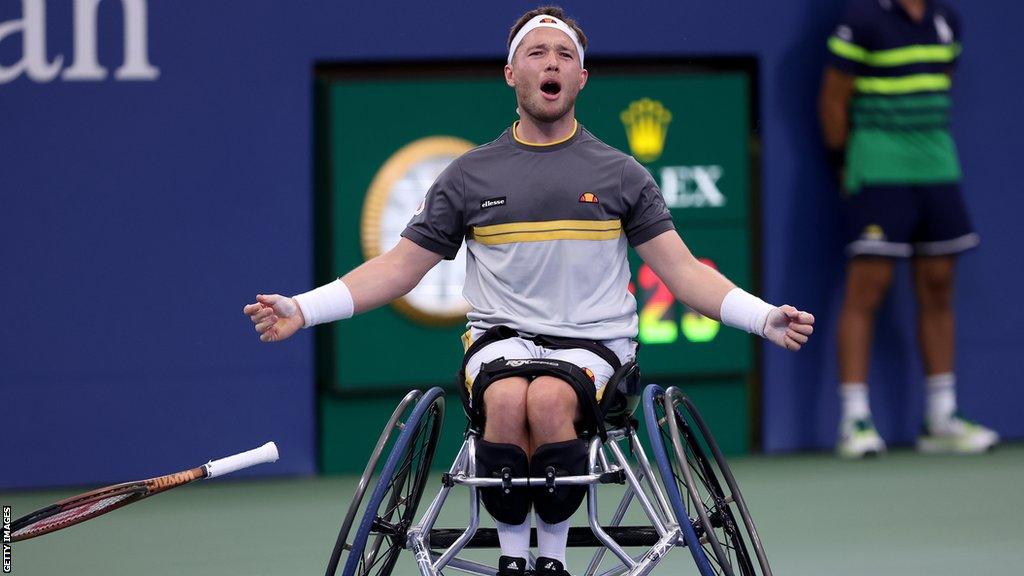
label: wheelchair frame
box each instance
[325,384,771,576]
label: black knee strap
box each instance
[475,439,531,524]
[531,439,589,524]
[457,325,621,439]
[470,358,606,439]
[458,326,521,425]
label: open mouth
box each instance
[540,80,562,98]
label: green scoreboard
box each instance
[316,60,760,467]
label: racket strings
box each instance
[13,493,136,538]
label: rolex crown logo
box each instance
[620,97,672,163]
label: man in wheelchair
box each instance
[244,6,815,575]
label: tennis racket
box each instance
[10,441,279,542]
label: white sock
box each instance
[535,512,570,563]
[496,519,531,559]
[925,372,957,427]
[840,382,870,422]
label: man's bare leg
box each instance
[482,377,532,564]
[913,256,957,427]
[526,376,579,448]
[836,257,894,456]
[911,254,1000,451]
[838,258,895,384]
[484,377,531,448]
[526,377,581,570]
[913,256,956,377]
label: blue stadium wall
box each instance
[2,1,1021,488]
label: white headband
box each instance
[507,14,585,68]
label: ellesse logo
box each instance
[481,197,506,209]
[579,192,599,203]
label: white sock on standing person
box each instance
[840,382,870,422]
[925,372,957,428]
[535,513,569,564]
[497,520,531,560]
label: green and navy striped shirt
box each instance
[827,0,962,191]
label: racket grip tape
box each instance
[204,441,279,479]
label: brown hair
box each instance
[507,6,588,54]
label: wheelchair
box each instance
[324,363,773,576]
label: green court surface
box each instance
[3,444,1021,576]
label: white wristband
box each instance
[720,288,775,338]
[292,279,354,328]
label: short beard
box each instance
[516,87,575,124]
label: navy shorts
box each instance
[843,183,980,258]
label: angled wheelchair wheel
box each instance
[329,387,445,576]
[325,390,425,576]
[644,384,771,576]
[668,389,771,576]
[643,384,716,576]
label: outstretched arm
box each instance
[339,238,445,314]
[243,238,444,342]
[634,230,814,350]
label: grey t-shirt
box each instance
[402,123,674,340]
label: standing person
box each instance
[247,6,814,574]
[820,0,998,458]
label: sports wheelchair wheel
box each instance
[328,387,445,576]
[643,385,771,576]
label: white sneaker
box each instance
[837,418,887,459]
[917,414,1000,454]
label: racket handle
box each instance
[204,441,279,479]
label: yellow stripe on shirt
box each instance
[829,36,961,67]
[854,74,951,94]
[472,219,623,245]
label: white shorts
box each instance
[463,327,637,398]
